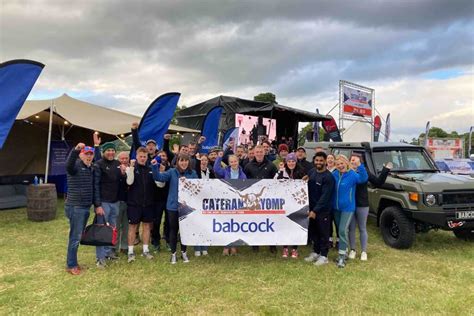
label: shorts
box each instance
[127,205,154,224]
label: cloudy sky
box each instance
[1,0,473,141]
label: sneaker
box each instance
[361,252,368,261]
[314,256,329,266]
[152,244,161,253]
[202,250,209,256]
[106,252,119,260]
[170,253,177,264]
[291,249,299,259]
[127,253,136,263]
[181,251,190,263]
[336,255,346,268]
[282,248,289,258]
[222,248,230,256]
[348,250,357,260]
[166,243,171,251]
[194,251,201,257]
[66,267,81,275]
[304,252,320,262]
[96,259,107,269]
[142,252,154,260]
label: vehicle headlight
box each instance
[425,194,437,206]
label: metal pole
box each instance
[44,100,54,183]
[469,126,473,156]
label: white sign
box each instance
[342,85,373,118]
[178,179,309,246]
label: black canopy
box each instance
[176,95,330,141]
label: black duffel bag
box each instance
[80,215,117,246]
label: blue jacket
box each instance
[152,165,197,211]
[213,157,247,179]
[332,165,368,212]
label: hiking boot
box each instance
[348,250,356,260]
[304,252,320,262]
[361,251,368,261]
[142,252,154,260]
[106,252,119,260]
[96,259,107,269]
[282,247,289,258]
[127,253,136,263]
[181,251,190,263]
[336,255,346,268]
[291,249,299,259]
[194,251,201,257]
[66,267,81,275]
[314,256,329,266]
[170,253,177,264]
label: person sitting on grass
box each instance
[125,147,159,263]
[152,154,198,264]
[64,143,95,276]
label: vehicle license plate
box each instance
[456,211,474,219]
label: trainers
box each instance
[96,259,107,269]
[170,253,177,264]
[194,251,201,257]
[348,250,356,260]
[106,252,119,260]
[127,253,136,263]
[291,249,299,259]
[361,252,368,261]
[314,256,329,266]
[66,267,81,275]
[181,251,190,263]
[336,255,346,268]
[202,250,208,256]
[152,244,161,253]
[304,252,320,262]
[282,248,289,258]
[142,252,154,260]
[166,243,171,251]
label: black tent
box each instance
[176,95,330,142]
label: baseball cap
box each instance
[81,146,95,154]
[146,139,157,146]
[296,146,306,152]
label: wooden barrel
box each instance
[27,184,57,222]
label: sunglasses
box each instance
[82,146,95,153]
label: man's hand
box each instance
[352,156,361,167]
[385,162,394,169]
[93,133,101,146]
[120,164,127,174]
[308,211,316,219]
[75,143,85,151]
[130,159,136,168]
[278,162,285,170]
[164,134,171,140]
[151,159,157,166]
[95,206,105,216]
[302,175,309,182]
[131,122,139,130]
[172,144,179,154]
[218,151,224,158]
[198,136,206,144]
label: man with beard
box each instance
[305,151,335,266]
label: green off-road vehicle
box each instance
[304,142,474,249]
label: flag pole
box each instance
[44,100,54,183]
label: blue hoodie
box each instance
[213,156,247,179]
[152,165,197,211]
[332,164,368,212]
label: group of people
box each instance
[64,124,392,275]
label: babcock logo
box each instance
[212,218,275,233]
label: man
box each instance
[93,142,125,268]
[241,146,255,168]
[125,147,158,262]
[305,152,335,266]
[273,143,289,167]
[151,150,171,252]
[207,146,220,169]
[296,146,313,174]
[244,145,278,253]
[115,151,130,254]
[64,143,95,275]
[262,140,276,161]
[131,122,158,166]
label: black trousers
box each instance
[151,200,169,246]
[167,210,186,254]
[329,212,339,240]
[311,213,331,257]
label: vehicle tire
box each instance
[380,206,415,249]
[453,229,474,241]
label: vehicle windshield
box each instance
[373,149,437,172]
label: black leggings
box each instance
[167,210,186,254]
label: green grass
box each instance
[0,200,473,315]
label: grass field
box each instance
[0,200,473,315]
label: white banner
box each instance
[178,179,309,246]
[342,85,373,118]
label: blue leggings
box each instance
[333,210,354,256]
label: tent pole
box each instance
[44,100,54,183]
[115,135,131,150]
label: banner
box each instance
[322,115,342,142]
[374,115,382,142]
[200,106,223,153]
[342,85,373,118]
[222,127,238,152]
[313,108,320,142]
[384,113,391,142]
[138,92,180,150]
[49,141,72,175]
[178,179,309,246]
[427,138,464,159]
[424,121,431,147]
[0,59,44,149]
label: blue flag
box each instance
[200,106,223,153]
[223,127,239,151]
[0,59,44,148]
[138,92,180,150]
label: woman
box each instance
[193,154,215,257]
[326,154,336,172]
[332,154,368,268]
[325,153,338,248]
[152,154,198,264]
[348,155,392,261]
[214,151,247,255]
[274,153,305,259]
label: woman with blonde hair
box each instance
[331,154,368,268]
